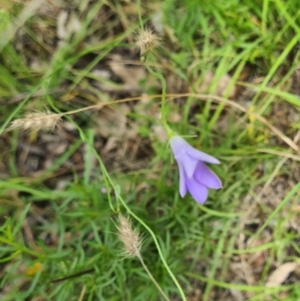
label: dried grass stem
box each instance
[117,215,170,301]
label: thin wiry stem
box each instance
[117,215,170,301]
[81,139,187,301]
[136,0,144,30]
[137,254,171,301]
[112,192,187,301]
[7,92,296,153]
[145,61,173,137]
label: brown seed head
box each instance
[117,215,141,258]
[136,28,160,55]
[6,111,62,132]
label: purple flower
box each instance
[170,136,222,204]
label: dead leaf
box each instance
[266,262,298,287]
[94,104,129,138]
[197,70,236,98]
[230,289,244,301]
[57,10,68,39]
[57,10,81,41]
[103,136,120,154]
[247,236,270,270]
[151,11,164,33]
[108,54,146,91]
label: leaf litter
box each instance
[1,1,300,300]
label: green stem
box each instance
[145,60,173,137]
[117,192,187,301]
[89,141,186,301]
[48,65,186,301]
[138,254,170,301]
[136,0,144,30]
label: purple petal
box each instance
[194,162,222,189]
[178,162,187,197]
[179,153,198,178]
[170,136,220,164]
[170,137,198,178]
[185,144,220,164]
[169,136,186,158]
[185,177,208,204]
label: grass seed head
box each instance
[117,214,141,258]
[6,111,62,133]
[136,28,160,55]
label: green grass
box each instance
[1,0,300,300]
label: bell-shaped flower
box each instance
[170,136,222,204]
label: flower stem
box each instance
[88,141,187,301]
[145,57,173,137]
[138,254,170,301]
[119,199,187,301]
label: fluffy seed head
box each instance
[117,214,141,258]
[6,111,62,132]
[136,28,160,55]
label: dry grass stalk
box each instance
[6,111,62,132]
[117,214,141,258]
[136,28,160,55]
[116,214,170,301]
